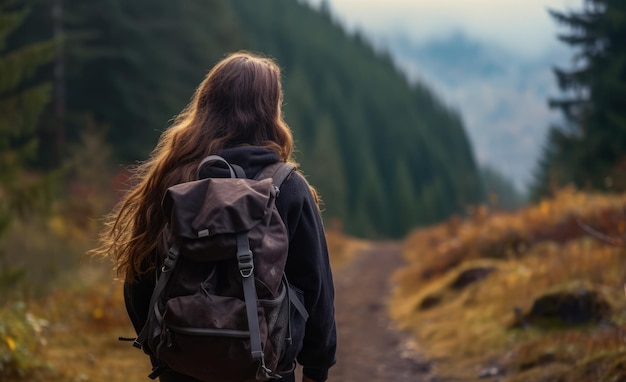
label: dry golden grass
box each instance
[391,187,626,381]
[0,225,365,381]
[325,229,370,269]
[0,261,154,382]
[0,154,371,380]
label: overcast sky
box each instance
[312,0,584,57]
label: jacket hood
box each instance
[197,146,281,179]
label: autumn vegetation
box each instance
[0,208,360,381]
[391,188,626,381]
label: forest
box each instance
[1,0,626,380]
[3,0,486,239]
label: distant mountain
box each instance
[384,31,571,192]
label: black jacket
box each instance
[124,146,337,381]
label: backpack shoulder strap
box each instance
[197,155,245,179]
[255,162,296,193]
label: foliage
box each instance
[59,115,114,230]
[0,117,115,301]
[61,0,247,162]
[0,0,56,298]
[480,165,527,211]
[391,187,626,381]
[325,229,370,269]
[533,0,626,197]
[0,302,49,379]
[0,1,55,229]
[0,229,359,382]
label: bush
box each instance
[0,302,49,378]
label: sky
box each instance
[312,0,584,58]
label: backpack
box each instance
[131,155,309,381]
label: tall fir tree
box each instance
[533,0,626,197]
[62,0,247,162]
[0,1,56,235]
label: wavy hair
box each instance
[93,51,312,282]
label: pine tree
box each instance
[62,0,247,162]
[535,0,626,196]
[305,113,348,224]
[0,1,56,235]
[480,165,526,210]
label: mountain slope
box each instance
[230,0,485,236]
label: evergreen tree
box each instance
[63,0,247,162]
[0,1,56,235]
[14,0,485,238]
[305,113,349,224]
[394,160,420,232]
[480,165,526,210]
[534,0,626,196]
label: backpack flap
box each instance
[162,177,276,262]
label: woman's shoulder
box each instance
[274,169,321,233]
[275,169,317,207]
[281,169,312,195]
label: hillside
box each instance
[390,187,626,381]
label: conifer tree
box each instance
[0,1,56,235]
[62,0,247,162]
[534,0,626,196]
[305,113,348,224]
[51,0,485,237]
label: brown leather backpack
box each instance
[132,156,308,381]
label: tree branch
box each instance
[576,218,626,246]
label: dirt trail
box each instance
[325,241,434,382]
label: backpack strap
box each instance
[133,241,182,351]
[255,162,296,195]
[236,233,266,366]
[288,287,309,321]
[243,163,295,378]
[197,155,245,179]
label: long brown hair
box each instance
[94,51,309,283]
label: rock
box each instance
[418,294,441,310]
[450,266,496,290]
[521,286,612,327]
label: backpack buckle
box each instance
[237,250,254,278]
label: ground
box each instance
[32,241,436,382]
[326,241,434,381]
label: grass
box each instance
[390,187,626,381]
[325,229,370,269]
[0,209,363,381]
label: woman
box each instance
[94,51,337,381]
